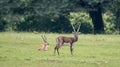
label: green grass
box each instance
[0,32,120,67]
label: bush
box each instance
[69,12,93,34]
[103,13,116,34]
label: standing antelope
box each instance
[54,23,81,55]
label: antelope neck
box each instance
[74,34,78,42]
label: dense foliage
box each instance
[0,0,119,34]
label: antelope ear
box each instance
[78,32,81,34]
[72,31,75,34]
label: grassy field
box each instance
[0,32,120,67]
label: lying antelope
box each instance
[54,23,81,55]
[38,35,49,51]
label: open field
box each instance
[0,32,120,67]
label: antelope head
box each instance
[71,23,81,41]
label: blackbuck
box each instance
[38,35,49,51]
[54,23,81,55]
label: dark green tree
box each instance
[109,0,120,34]
[71,0,114,34]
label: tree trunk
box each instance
[89,6,104,34]
[115,10,120,34]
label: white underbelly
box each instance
[63,43,70,46]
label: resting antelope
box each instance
[54,23,81,55]
[38,35,49,51]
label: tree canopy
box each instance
[0,0,119,34]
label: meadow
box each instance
[0,32,120,67]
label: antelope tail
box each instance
[56,38,59,45]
